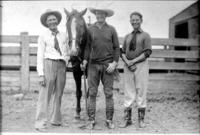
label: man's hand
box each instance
[106,61,117,73]
[80,60,87,71]
[39,76,46,87]
[128,64,137,72]
[121,54,135,67]
[127,61,135,67]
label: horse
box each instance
[64,8,88,119]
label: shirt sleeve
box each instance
[37,36,45,76]
[120,35,128,58]
[111,27,120,62]
[122,35,128,53]
[143,33,152,58]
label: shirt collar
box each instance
[52,31,59,36]
[131,28,143,34]
[94,22,108,28]
[47,29,59,36]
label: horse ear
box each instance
[80,8,87,16]
[64,8,70,17]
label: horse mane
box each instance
[78,13,88,47]
[79,20,88,49]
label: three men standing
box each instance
[35,9,70,131]
[35,8,151,131]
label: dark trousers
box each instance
[87,63,114,121]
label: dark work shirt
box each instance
[84,22,120,64]
[122,29,152,60]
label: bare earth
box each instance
[1,84,199,134]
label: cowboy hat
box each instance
[40,9,62,27]
[89,8,114,17]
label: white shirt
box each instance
[37,30,70,76]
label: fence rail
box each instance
[1,35,199,46]
[0,32,199,92]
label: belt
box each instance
[90,59,113,66]
[46,58,65,62]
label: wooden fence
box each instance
[0,32,199,92]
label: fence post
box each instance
[20,32,30,92]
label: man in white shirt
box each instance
[35,9,70,131]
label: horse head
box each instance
[64,8,87,56]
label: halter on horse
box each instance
[64,8,88,119]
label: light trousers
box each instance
[35,59,66,128]
[123,60,149,108]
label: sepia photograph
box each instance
[0,0,199,134]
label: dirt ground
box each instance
[1,83,199,134]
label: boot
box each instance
[119,107,132,128]
[105,119,115,129]
[138,108,146,128]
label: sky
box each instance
[1,0,197,39]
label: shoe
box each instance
[51,123,61,126]
[35,122,47,132]
[138,119,146,128]
[61,122,69,127]
[79,120,95,130]
[119,107,132,128]
[87,120,95,130]
[138,108,146,128]
[105,120,115,129]
[119,120,132,128]
[35,127,47,132]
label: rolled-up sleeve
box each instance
[120,35,128,58]
[37,36,45,76]
[122,35,129,53]
[112,27,120,62]
[143,33,152,58]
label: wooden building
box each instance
[169,1,199,39]
[169,1,199,62]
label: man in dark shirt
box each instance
[81,8,120,130]
[119,11,152,128]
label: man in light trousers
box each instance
[35,9,70,131]
[119,11,152,128]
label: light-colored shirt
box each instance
[37,30,70,76]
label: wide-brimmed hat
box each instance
[40,9,62,27]
[89,8,114,17]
